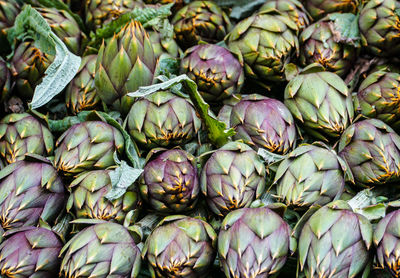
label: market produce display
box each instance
[1,0,400,277]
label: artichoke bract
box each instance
[0,227,62,278]
[284,63,354,141]
[275,144,350,208]
[85,0,142,30]
[95,20,156,115]
[218,206,293,278]
[298,200,373,278]
[0,0,19,54]
[304,0,359,20]
[65,55,101,114]
[299,16,358,77]
[226,8,299,86]
[0,113,54,164]
[172,1,232,50]
[180,44,244,103]
[359,0,400,57]
[10,41,53,100]
[338,119,400,186]
[54,121,124,176]
[374,208,400,277]
[38,7,87,55]
[143,215,217,278]
[126,90,202,149]
[67,169,139,223]
[140,149,199,213]
[229,94,296,154]
[0,57,11,105]
[60,222,141,278]
[357,68,400,130]
[259,0,310,32]
[148,30,181,59]
[201,141,266,216]
[0,159,65,230]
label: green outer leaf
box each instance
[128,74,235,147]
[327,13,361,47]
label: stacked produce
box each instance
[1,0,400,277]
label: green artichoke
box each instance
[0,57,11,104]
[143,215,217,277]
[0,113,54,164]
[259,0,310,31]
[38,7,87,55]
[67,169,139,223]
[304,0,359,20]
[172,1,232,50]
[298,200,372,278]
[148,30,181,59]
[95,20,156,115]
[0,0,19,55]
[140,149,199,213]
[126,90,202,149]
[275,144,351,208]
[0,227,62,278]
[299,16,358,77]
[0,159,65,230]
[54,121,124,176]
[284,63,354,141]
[201,141,266,216]
[218,206,293,278]
[374,208,400,277]
[85,0,142,30]
[10,41,53,100]
[180,44,244,103]
[60,222,141,278]
[359,0,400,57]
[356,68,400,130]
[338,118,400,186]
[229,94,296,154]
[226,8,299,86]
[65,55,101,114]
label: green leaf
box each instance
[8,5,81,110]
[327,13,361,47]
[105,155,143,201]
[215,0,265,20]
[128,74,236,147]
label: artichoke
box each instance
[60,222,141,278]
[299,16,358,77]
[95,20,156,115]
[126,90,202,149]
[172,1,232,50]
[259,0,310,32]
[338,118,400,186]
[85,0,142,30]
[356,68,400,130]
[284,63,354,141]
[180,44,244,103]
[0,57,11,104]
[54,121,124,176]
[0,159,65,230]
[359,0,400,57]
[0,227,62,278]
[143,215,217,277]
[304,0,359,20]
[10,41,53,100]
[148,30,181,59]
[298,200,372,278]
[229,94,296,154]
[67,169,139,223]
[201,141,266,216]
[38,7,87,55]
[0,113,54,164]
[65,55,101,114]
[274,144,351,208]
[0,0,20,54]
[140,149,199,213]
[374,208,400,277]
[226,8,299,86]
[218,206,293,278]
